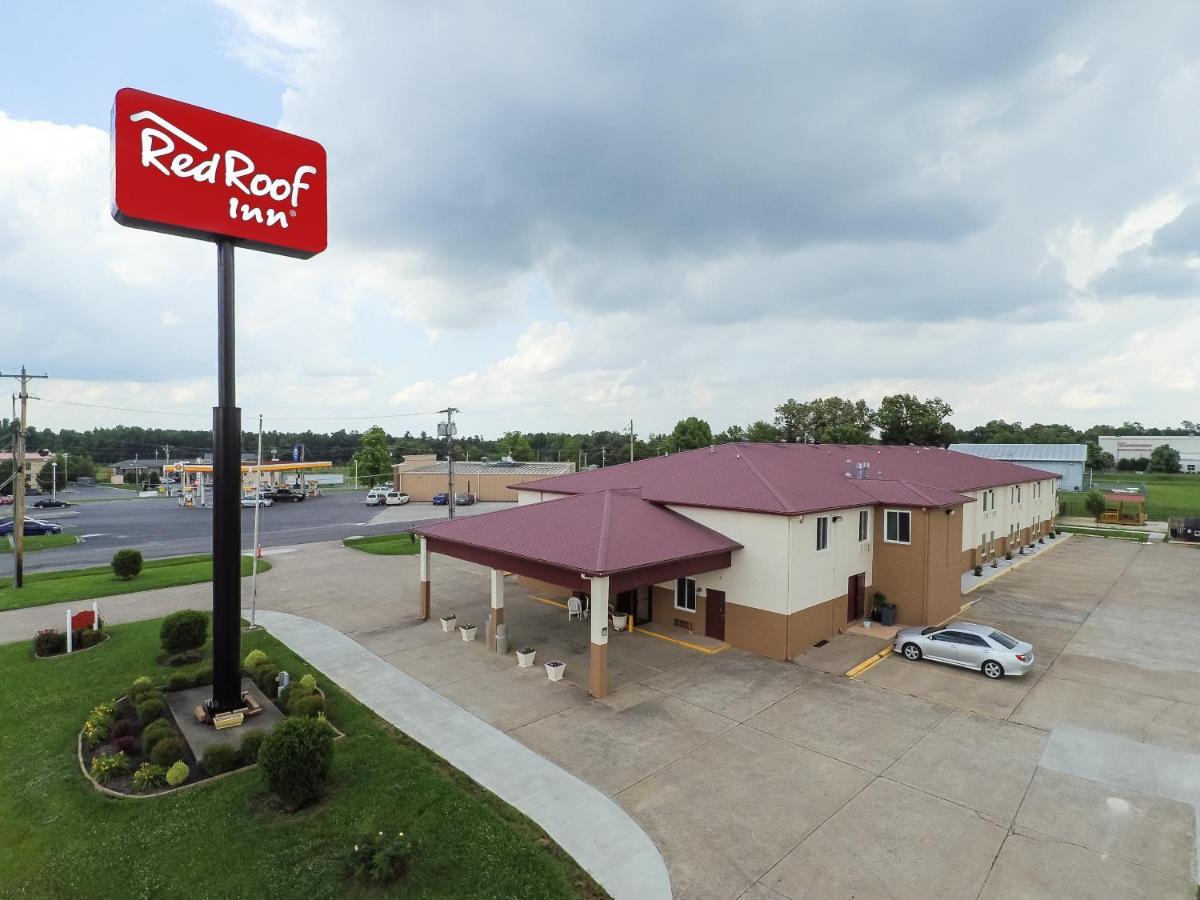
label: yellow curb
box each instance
[630,627,729,655]
[531,595,569,610]
[846,645,892,678]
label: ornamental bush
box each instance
[136,697,167,726]
[297,673,317,693]
[343,829,413,885]
[258,716,334,809]
[110,718,139,741]
[150,735,186,768]
[239,731,266,766]
[113,735,140,757]
[90,752,129,783]
[244,649,268,670]
[83,702,117,749]
[34,629,66,657]
[201,744,241,776]
[165,761,190,787]
[288,693,326,719]
[132,762,167,792]
[79,629,105,649]
[130,676,154,699]
[191,666,213,688]
[141,720,174,756]
[160,610,207,656]
[166,672,191,692]
[111,548,143,580]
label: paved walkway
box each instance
[250,608,671,900]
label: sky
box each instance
[3,0,1199,440]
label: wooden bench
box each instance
[213,711,244,730]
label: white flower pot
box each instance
[440,616,457,632]
[517,649,536,668]
[545,661,565,681]
[611,613,628,632]
[460,626,477,642]
[861,619,871,629]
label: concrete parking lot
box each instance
[352,535,1200,899]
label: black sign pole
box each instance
[211,238,242,711]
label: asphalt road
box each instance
[9,489,509,573]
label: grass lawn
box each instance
[0,618,598,898]
[0,555,272,613]
[343,534,421,556]
[0,533,79,553]
[1060,473,1200,520]
[1056,525,1150,543]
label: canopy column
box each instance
[589,575,610,698]
[418,536,431,620]
[487,567,505,651]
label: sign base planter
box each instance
[545,660,565,682]
[517,648,536,668]
[440,616,457,633]
[459,625,478,642]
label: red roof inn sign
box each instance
[111,88,326,713]
[112,87,326,257]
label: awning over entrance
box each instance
[409,489,741,697]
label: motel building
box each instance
[411,443,1058,698]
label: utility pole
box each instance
[51,461,57,501]
[601,447,606,468]
[628,419,634,463]
[438,408,459,519]
[62,451,69,493]
[0,367,49,589]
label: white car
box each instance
[365,490,385,506]
[241,495,273,508]
[383,490,409,506]
[893,622,1034,679]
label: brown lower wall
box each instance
[725,602,788,659]
[651,585,707,634]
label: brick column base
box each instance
[589,641,608,699]
[419,580,430,620]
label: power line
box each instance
[33,395,445,423]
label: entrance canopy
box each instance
[411,488,741,593]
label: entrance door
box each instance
[705,589,726,641]
[634,586,652,625]
[847,574,866,622]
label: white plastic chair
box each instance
[568,596,583,621]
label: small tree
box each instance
[1083,490,1107,521]
[160,609,208,655]
[111,548,144,580]
[1148,444,1182,474]
[259,716,334,810]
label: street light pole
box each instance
[51,461,57,501]
[250,413,263,629]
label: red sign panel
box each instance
[111,88,327,258]
[70,610,95,631]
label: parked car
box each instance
[241,495,273,508]
[0,495,13,506]
[431,493,449,506]
[454,493,475,506]
[383,491,410,506]
[894,622,1033,679]
[32,498,71,509]
[271,487,305,503]
[0,517,63,536]
[365,489,385,506]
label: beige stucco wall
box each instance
[961,477,1058,556]
[786,507,874,615]
[400,470,569,502]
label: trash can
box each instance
[495,623,509,656]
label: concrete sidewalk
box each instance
[250,608,671,900]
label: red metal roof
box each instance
[513,443,1057,516]
[1104,492,1145,504]
[412,488,743,576]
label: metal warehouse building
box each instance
[949,444,1087,492]
[1098,435,1200,474]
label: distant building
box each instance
[0,451,51,486]
[1098,435,1200,474]
[949,444,1087,492]
[393,455,576,501]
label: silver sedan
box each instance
[893,622,1034,679]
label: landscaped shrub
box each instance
[297,673,317,693]
[251,663,280,698]
[110,718,139,741]
[79,629,105,648]
[191,666,213,687]
[90,751,129,783]
[113,735,140,757]
[239,731,266,766]
[166,672,192,692]
[82,702,117,748]
[258,715,334,810]
[244,649,268,670]
[289,693,326,719]
[141,720,174,756]
[150,735,186,768]
[111,548,144,580]
[130,676,154,699]
[202,744,241,776]
[165,761,190,787]
[136,697,167,726]
[132,763,167,792]
[343,829,412,885]
[160,610,207,656]
[34,629,66,656]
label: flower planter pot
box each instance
[517,649,536,668]
[440,616,457,633]
[861,619,872,629]
[611,613,628,632]
[459,625,477,642]
[545,661,565,681]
